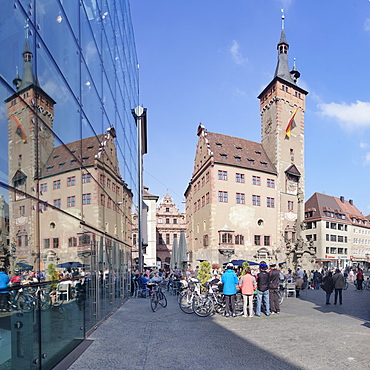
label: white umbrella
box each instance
[170,237,179,270]
[178,231,187,270]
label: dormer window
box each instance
[216,143,222,148]
[247,158,254,165]
[234,156,241,162]
[260,161,267,168]
[53,155,59,159]
[235,146,242,152]
[59,162,66,169]
[87,145,94,150]
[220,153,227,160]
[255,151,261,155]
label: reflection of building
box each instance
[185,16,308,267]
[5,33,132,269]
[303,192,370,268]
[0,195,10,267]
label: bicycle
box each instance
[148,283,167,312]
[8,286,36,312]
[179,281,200,314]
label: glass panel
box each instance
[36,0,80,97]
[0,0,135,367]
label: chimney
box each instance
[349,199,353,205]
[340,196,344,203]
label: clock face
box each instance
[287,180,297,195]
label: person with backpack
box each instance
[268,262,281,314]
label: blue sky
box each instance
[130,0,370,215]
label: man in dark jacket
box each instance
[269,263,280,314]
[255,263,270,317]
[332,268,345,304]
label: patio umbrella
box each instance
[246,261,260,266]
[178,231,187,270]
[16,262,33,271]
[57,261,84,269]
[230,259,246,266]
[170,237,179,270]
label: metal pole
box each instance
[134,106,144,273]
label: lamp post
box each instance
[132,106,147,273]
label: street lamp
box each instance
[131,106,147,273]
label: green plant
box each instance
[240,261,250,276]
[197,261,211,289]
[47,263,59,290]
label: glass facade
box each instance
[0,1,139,368]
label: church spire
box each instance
[13,21,38,91]
[274,10,299,85]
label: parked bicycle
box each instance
[179,281,201,314]
[8,286,35,312]
[148,283,167,312]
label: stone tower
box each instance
[258,13,308,252]
[5,29,56,267]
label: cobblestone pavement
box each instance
[67,281,370,370]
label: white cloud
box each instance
[360,142,368,149]
[276,0,294,9]
[364,152,370,166]
[365,18,370,32]
[230,40,247,65]
[317,100,370,130]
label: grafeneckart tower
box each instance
[258,13,308,253]
[5,29,56,267]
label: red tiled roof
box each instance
[205,131,277,175]
[305,192,367,225]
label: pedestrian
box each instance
[221,263,239,318]
[255,263,270,317]
[313,270,322,290]
[322,271,334,305]
[239,267,256,318]
[349,269,354,282]
[295,274,303,298]
[268,263,280,314]
[0,266,10,312]
[332,268,344,304]
[356,268,364,291]
[285,269,292,283]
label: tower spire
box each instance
[13,20,38,91]
[274,11,298,84]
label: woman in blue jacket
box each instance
[0,266,10,311]
[221,263,239,317]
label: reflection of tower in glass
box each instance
[5,32,56,267]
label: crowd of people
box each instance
[131,263,368,317]
[0,266,88,312]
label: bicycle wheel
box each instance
[179,292,194,314]
[40,293,52,311]
[150,294,158,312]
[343,281,348,290]
[52,293,65,307]
[17,294,35,312]
[234,293,244,316]
[278,289,284,305]
[158,291,167,308]
[177,290,186,304]
[192,295,214,317]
